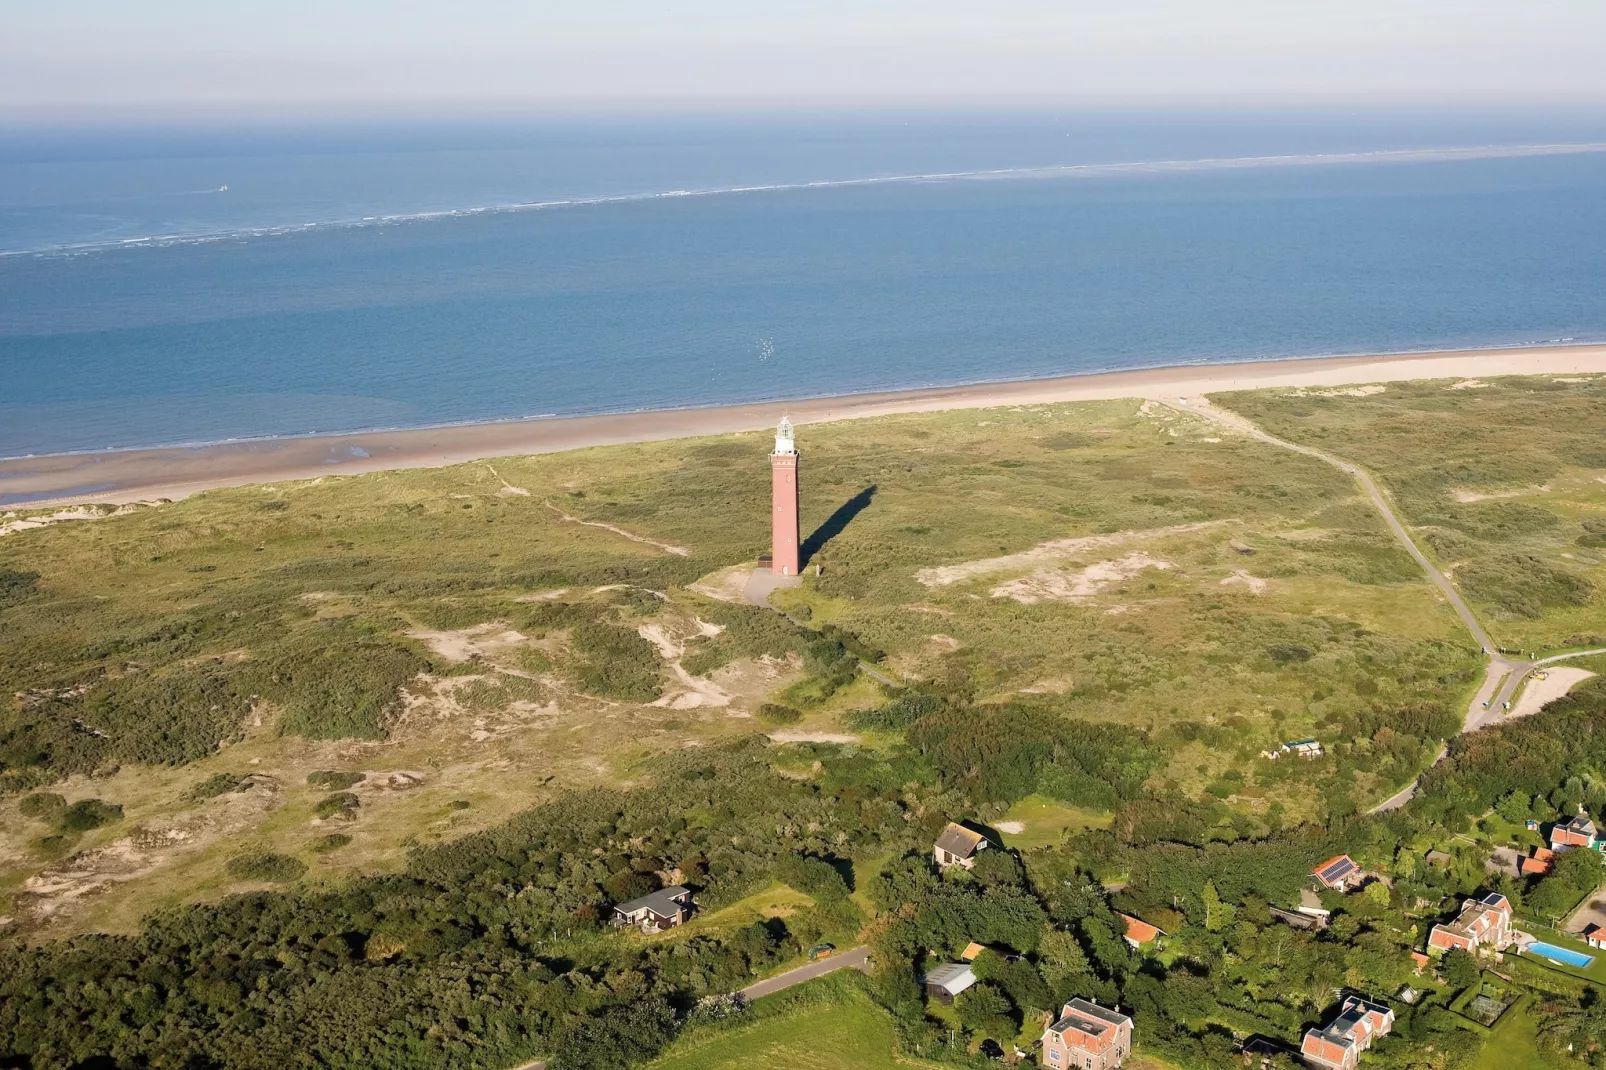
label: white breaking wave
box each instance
[6,141,1606,259]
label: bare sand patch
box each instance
[916,520,1229,587]
[1219,569,1269,595]
[407,623,528,662]
[1451,485,1548,503]
[926,634,961,652]
[767,730,860,744]
[995,820,1026,835]
[689,564,753,603]
[1513,667,1596,718]
[1,501,159,538]
[991,551,1173,605]
[513,588,571,602]
[16,778,283,929]
[1450,379,1491,390]
[1289,384,1388,398]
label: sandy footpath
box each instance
[5,344,1605,508]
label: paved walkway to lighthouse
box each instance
[742,567,801,606]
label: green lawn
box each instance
[648,979,938,1070]
[1473,1001,1557,1070]
[997,794,1112,851]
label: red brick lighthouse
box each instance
[771,417,800,576]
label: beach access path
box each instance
[1163,396,1605,814]
[8,344,1606,509]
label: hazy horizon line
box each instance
[6,95,1606,128]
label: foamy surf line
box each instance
[6,141,1604,259]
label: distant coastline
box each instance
[5,342,1606,510]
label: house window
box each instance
[1048,1050,1060,1063]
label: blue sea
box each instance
[3,109,1606,458]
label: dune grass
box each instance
[0,394,1499,934]
[1216,375,1606,654]
[996,794,1112,851]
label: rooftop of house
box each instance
[920,962,977,994]
[934,822,987,858]
[1050,998,1132,1040]
[1314,854,1359,887]
[613,885,691,918]
[1119,913,1162,945]
[960,942,987,962]
[1561,815,1598,835]
[1314,996,1392,1045]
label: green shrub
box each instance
[0,570,40,609]
[313,792,360,820]
[848,691,944,731]
[18,792,67,820]
[189,773,244,800]
[311,833,352,853]
[570,619,663,702]
[58,798,122,831]
[307,770,365,790]
[757,704,802,725]
[268,636,428,740]
[226,852,307,883]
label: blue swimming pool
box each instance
[1528,942,1595,969]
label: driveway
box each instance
[739,945,871,1000]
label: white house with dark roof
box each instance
[934,822,991,869]
[1040,998,1133,1069]
[611,886,694,932]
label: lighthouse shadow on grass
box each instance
[801,485,876,567]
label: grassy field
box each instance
[1472,1002,1558,1070]
[1217,375,1606,653]
[0,394,1503,935]
[996,794,1112,851]
[647,977,939,1070]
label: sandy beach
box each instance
[5,343,1606,509]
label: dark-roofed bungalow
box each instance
[934,822,990,869]
[612,886,694,932]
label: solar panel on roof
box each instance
[1319,857,1356,882]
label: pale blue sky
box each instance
[4,0,1605,115]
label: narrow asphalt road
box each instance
[1162,398,1604,814]
[738,945,871,1000]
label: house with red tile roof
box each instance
[1313,855,1362,892]
[1118,913,1163,949]
[1550,815,1599,852]
[1040,999,1132,1069]
[1427,893,1512,955]
[1587,926,1606,951]
[1520,847,1555,876]
[1300,995,1394,1070]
